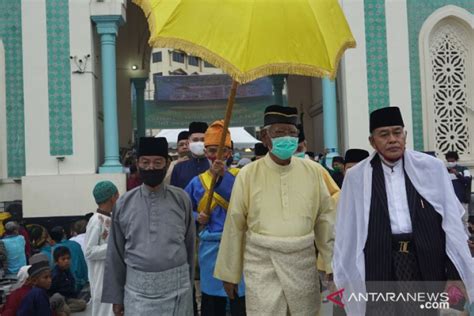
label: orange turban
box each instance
[204,120,231,148]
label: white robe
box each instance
[84,213,114,316]
[333,149,474,316]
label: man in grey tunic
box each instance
[102,137,195,316]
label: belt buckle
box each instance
[398,241,410,253]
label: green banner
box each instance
[135,96,273,129]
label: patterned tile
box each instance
[46,0,73,155]
[364,0,390,113]
[406,0,474,150]
[0,0,25,178]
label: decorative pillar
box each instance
[91,15,124,173]
[322,78,339,159]
[131,78,147,139]
[271,75,286,106]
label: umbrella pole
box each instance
[204,80,239,215]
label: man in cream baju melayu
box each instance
[214,105,337,316]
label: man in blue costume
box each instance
[185,120,245,316]
[171,122,210,189]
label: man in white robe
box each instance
[84,181,119,316]
[333,107,473,315]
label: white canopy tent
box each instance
[155,127,259,150]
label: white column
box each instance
[338,0,371,151]
[385,0,414,148]
[22,0,54,176]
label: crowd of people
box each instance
[0,105,473,316]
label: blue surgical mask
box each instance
[271,136,298,160]
[294,152,306,159]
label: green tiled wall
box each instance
[0,0,25,178]
[364,0,390,113]
[46,0,73,155]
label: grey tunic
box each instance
[102,184,195,305]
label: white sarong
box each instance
[244,231,320,316]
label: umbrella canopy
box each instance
[133,0,355,82]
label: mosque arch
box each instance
[419,5,474,161]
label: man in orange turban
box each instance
[184,120,246,316]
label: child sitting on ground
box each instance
[1,253,48,315]
[49,246,87,313]
[17,254,54,316]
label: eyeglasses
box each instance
[373,128,404,139]
[268,128,299,138]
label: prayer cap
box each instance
[297,124,305,143]
[264,105,298,126]
[137,137,168,158]
[189,122,208,134]
[204,120,231,148]
[177,131,190,142]
[254,143,268,156]
[93,181,118,204]
[29,253,48,265]
[344,149,369,164]
[369,106,404,133]
[28,253,50,278]
[333,156,344,164]
[4,221,19,232]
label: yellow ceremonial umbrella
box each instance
[133,0,356,214]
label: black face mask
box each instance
[139,168,166,188]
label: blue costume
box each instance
[185,168,245,298]
[171,157,210,189]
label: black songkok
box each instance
[254,142,268,156]
[177,131,190,142]
[189,122,208,134]
[137,137,168,158]
[369,106,404,133]
[344,149,369,164]
[264,105,298,126]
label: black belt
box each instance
[391,233,414,254]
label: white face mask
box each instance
[189,141,205,156]
[446,162,457,168]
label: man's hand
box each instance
[113,304,124,316]
[210,160,226,177]
[448,168,457,174]
[223,281,238,300]
[197,212,210,225]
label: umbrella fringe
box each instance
[150,37,356,83]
